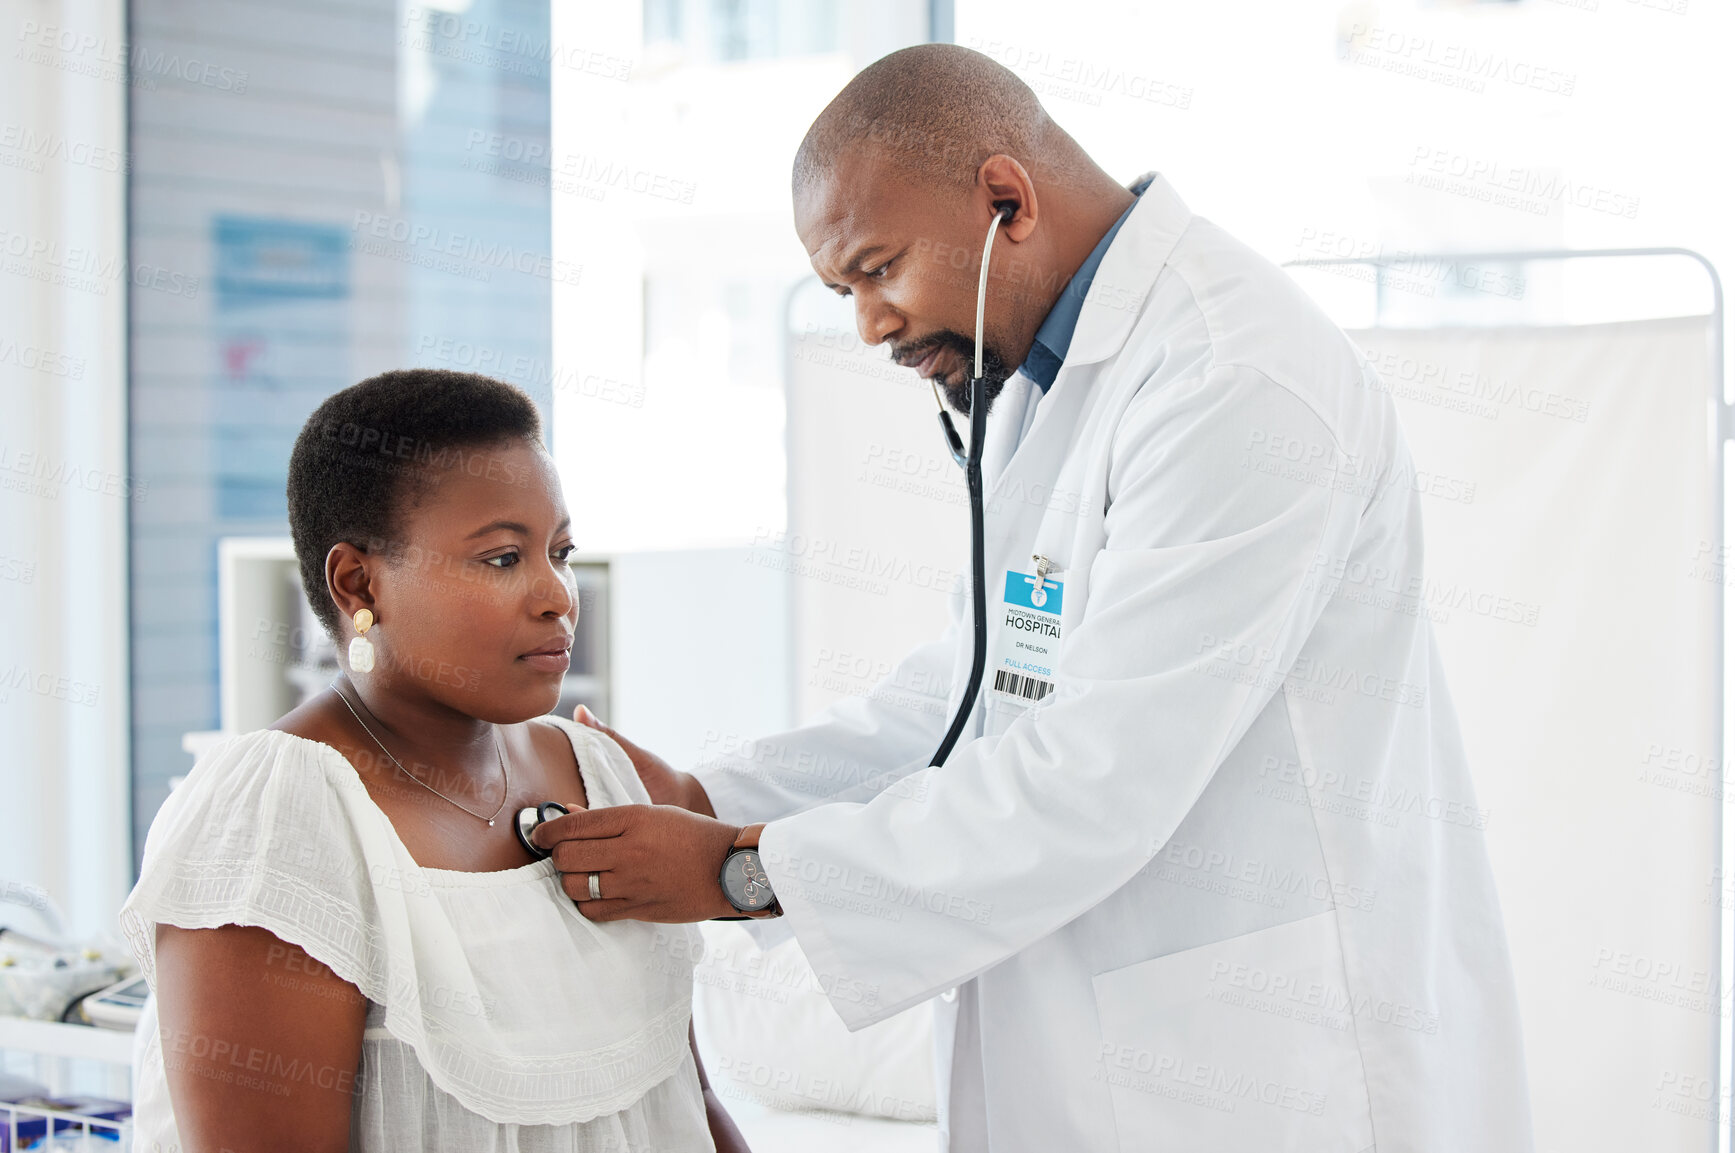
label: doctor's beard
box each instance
[895,330,1014,417]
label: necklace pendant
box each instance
[489,818,496,827]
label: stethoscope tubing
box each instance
[928,209,1007,770]
[928,373,990,769]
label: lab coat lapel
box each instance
[938,373,1039,756]
[947,174,1199,753]
[980,373,1033,488]
[987,173,1193,503]
[1063,172,1192,370]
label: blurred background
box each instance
[3,0,1733,1147]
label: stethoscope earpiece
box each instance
[514,802,570,859]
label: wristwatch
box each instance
[718,823,782,919]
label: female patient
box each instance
[121,369,746,1151]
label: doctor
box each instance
[536,43,1533,1152]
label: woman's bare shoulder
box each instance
[272,691,351,748]
[524,714,590,808]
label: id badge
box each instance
[989,568,1065,707]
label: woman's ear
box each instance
[325,542,377,625]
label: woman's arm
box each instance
[155,924,368,1153]
[690,1022,751,1153]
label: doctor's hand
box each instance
[573,705,716,815]
[531,803,741,923]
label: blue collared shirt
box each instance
[1017,175,1153,392]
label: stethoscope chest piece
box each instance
[514,802,570,859]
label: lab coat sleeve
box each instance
[756,364,1360,1029]
[691,587,965,827]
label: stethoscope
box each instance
[927,203,1013,769]
[517,205,1009,855]
[515,801,569,859]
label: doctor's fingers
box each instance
[573,704,643,762]
[532,805,634,850]
[574,703,622,743]
[559,869,618,902]
[568,891,696,924]
[565,893,640,921]
[575,710,681,797]
[550,839,622,875]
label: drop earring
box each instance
[349,608,375,673]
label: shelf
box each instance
[0,1017,134,1065]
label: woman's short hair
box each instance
[287,368,543,639]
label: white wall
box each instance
[610,547,793,770]
[782,283,967,724]
[0,0,132,938]
[953,0,1734,329]
[548,0,931,555]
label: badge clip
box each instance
[1028,555,1060,608]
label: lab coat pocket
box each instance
[1090,911,1375,1152]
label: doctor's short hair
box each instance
[794,43,1058,192]
[286,368,543,640]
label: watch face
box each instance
[722,850,776,912]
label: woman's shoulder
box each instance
[135,726,373,875]
[530,713,651,807]
[167,727,366,822]
[188,723,352,773]
[122,724,395,998]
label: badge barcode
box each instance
[994,668,1053,702]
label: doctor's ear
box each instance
[975,153,1039,243]
[990,199,1037,244]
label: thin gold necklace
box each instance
[331,682,511,827]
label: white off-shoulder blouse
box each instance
[120,714,713,1152]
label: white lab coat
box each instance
[694,174,1532,1152]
